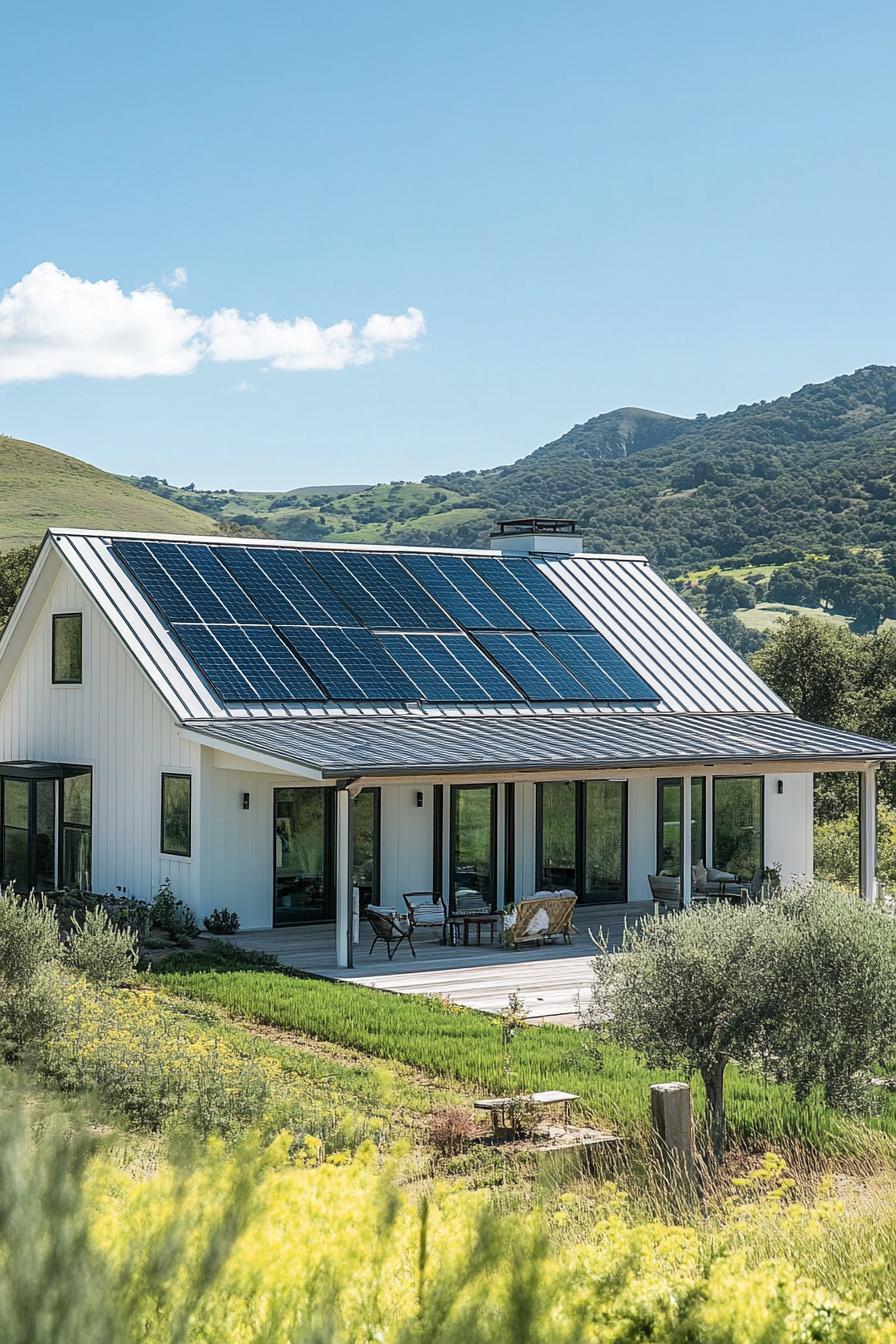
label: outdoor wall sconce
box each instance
[777,780,784,795]
[415,791,424,807]
[242,792,251,810]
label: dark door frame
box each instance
[272,786,336,927]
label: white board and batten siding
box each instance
[0,559,203,909]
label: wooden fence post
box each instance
[650,1082,697,1196]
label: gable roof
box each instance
[36,528,787,721]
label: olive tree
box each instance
[0,886,64,1055]
[591,883,896,1163]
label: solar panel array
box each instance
[111,540,659,706]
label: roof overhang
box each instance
[183,712,896,780]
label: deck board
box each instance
[229,903,652,1021]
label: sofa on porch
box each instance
[505,891,578,947]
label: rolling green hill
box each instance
[127,366,896,567]
[0,436,218,551]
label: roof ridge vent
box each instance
[489,518,583,556]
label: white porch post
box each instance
[335,786,354,967]
[859,765,878,903]
[681,775,693,907]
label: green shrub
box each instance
[203,908,240,934]
[67,908,138,985]
[150,879,199,938]
[0,888,64,1057]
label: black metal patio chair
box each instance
[365,904,416,959]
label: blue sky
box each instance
[1,1,894,489]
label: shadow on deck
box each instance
[229,902,654,1023]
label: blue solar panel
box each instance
[179,546,264,622]
[543,632,659,702]
[253,549,357,625]
[304,551,455,630]
[400,554,526,629]
[279,626,418,700]
[215,547,319,625]
[172,623,326,701]
[112,541,203,623]
[467,557,593,631]
[475,632,590,700]
[381,634,523,702]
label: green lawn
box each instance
[157,952,896,1157]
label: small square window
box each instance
[161,773,192,857]
[52,614,82,684]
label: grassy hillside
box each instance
[127,367,896,571]
[0,436,217,551]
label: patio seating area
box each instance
[227,901,654,1022]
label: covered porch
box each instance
[190,710,896,972]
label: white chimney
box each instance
[489,518,583,556]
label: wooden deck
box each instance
[229,902,653,1023]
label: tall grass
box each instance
[158,966,896,1157]
[2,1101,894,1343]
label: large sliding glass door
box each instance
[0,767,92,893]
[536,780,627,904]
[273,787,335,926]
[450,784,497,911]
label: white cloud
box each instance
[231,379,253,393]
[0,263,425,384]
[362,306,425,347]
[163,265,189,291]
[0,262,203,383]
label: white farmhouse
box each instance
[1,519,893,966]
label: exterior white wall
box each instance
[764,770,813,884]
[0,563,201,906]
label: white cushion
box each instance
[707,867,737,882]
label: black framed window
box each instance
[52,613,82,684]
[62,770,92,889]
[713,776,764,877]
[450,784,497,911]
[432,784,443,896]
[536,780,627,904]
[503,782,516,906]
[161,773,192,857]
[1,765,92,892]
[273,786,335,926]
[352,787,381,912]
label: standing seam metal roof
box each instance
[48,530,789,722]
[186,712,896,777]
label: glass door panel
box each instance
[691,777,706,868]
[536,781,577,890]
[33,779,57,891]
[450,785,496,910]
[352,788,380,912]
[713,777,763,877]
[2,779,29,890]
[657,778,683,875]
[274,787,334,926]
[584,780,626,903]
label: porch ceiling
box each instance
[185,711,896,778]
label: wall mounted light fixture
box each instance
[415,791,424,808]
[776,780,784,795]
[242,792,251,810]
